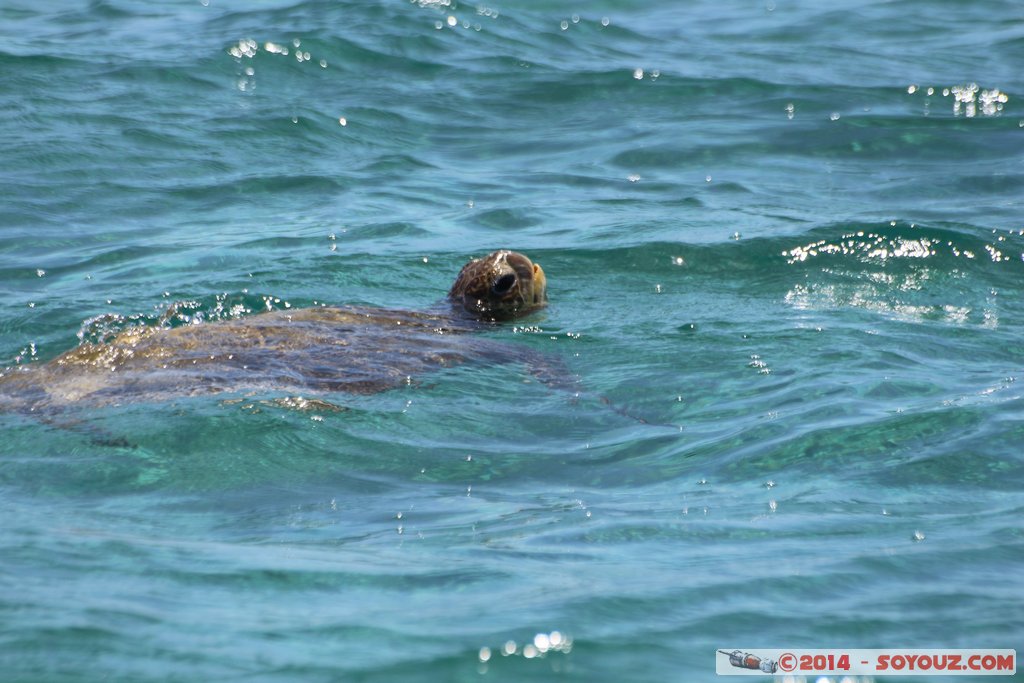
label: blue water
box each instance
[2,1,1023,681]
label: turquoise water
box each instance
[2,1,1023,681]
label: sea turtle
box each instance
[0,250,555,413]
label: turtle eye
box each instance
[491,273,516,296]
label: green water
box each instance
[1,1,1022,681]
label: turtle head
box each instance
[448,250,547,321]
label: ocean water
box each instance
[1,0,1023,681]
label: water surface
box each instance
[1,1,1022,681]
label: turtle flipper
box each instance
[34,413,140,449]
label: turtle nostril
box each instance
[491,273,516,295]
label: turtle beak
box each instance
[532,262,547,304]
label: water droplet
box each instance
[36,269,45,277]
[829,112,841,121]
[447,15,457,27]
[338,117,347,126]
[633,68,644,80]
[560,19,568,30]
[601,16,610,26]
[912,530,925,542]
[479,647,491,663]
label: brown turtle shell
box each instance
[0,251,554,412]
